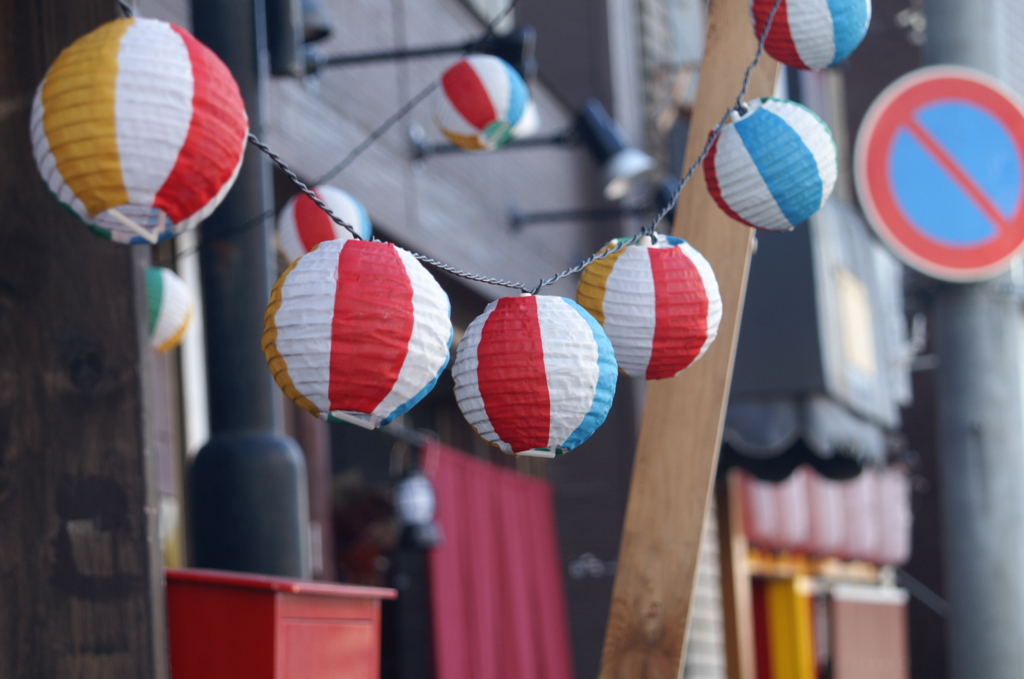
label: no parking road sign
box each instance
[855,66,1024,281]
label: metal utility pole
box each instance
[189,0,311,578]
[926,2,1024,677]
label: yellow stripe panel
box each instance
[576,240,628,326]
[765,578,817,679]
[42,18,132,217]
[263,260,322,418]
[441,128,488,151]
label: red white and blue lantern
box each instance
[751,0,871,71]
[276,186,372,263]
[704,98,837,232]
[577,236,722,379]
[263,239,453,429]
[452,295,618,457]
[434,54,530,151]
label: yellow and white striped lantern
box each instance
[146,266,193,353]
[31,18,248,245]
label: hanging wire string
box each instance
[250,0,783,294]
[118,1,134,18]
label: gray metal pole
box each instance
[926,2,1024,676]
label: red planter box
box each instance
[166,568,396,679]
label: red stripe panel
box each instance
[294,189,338,253]
[327,242,414,414]
[477,297,550,452]
[155,26,248,224]
[752,0,808,71]
[442,60,497,131]
[646,247,709,379]
[703,130,757,228]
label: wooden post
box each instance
[718,470,756,679]
[0,2,169,677]
[598,0,778,675]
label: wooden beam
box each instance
[0,2,168,677]
[598,0,779,674]
[718,470,756,679]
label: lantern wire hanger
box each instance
[246,0,784,294]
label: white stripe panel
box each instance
[152,268,193,348]
[787,0,836,69]
[276,195,306,263]
[714,116,791,230]
[318,185,367,240]
[469,54,511,120]
[763,99,837,210]
[536,297,600,448]
[30,85,91,224]
[602,246,656,378]
[272,240,346,416]
[116,19,194,209]
[679,242,722,364]
[452,303,511,453]
[373,248,452,421]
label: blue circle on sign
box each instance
[889,101,1023,247]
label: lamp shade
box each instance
[263,239,453,429]
[276,186,372,263]
[452,295,617,457]
[577,236,722,379]
[31,18,248,245]
[434,54,530,151]
[751,0,871,70]
[146,266,193,353]
[704,98,836,232]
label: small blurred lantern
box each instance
[31,18,248,245]
[704,98,837,232]
[577,236,722,379]
[146,267,193,353]
[434,54,531,151]
[750,0,871,70]
[276,186,373,263]
[452,295,618,457]
[263,239,452,429]
[394,469,441,548]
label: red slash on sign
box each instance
[854,66,1024,281]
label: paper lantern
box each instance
[452,295,617,457]
[31,18,248,245]
[704,98,836,232]
[263,239,452,429]
[434,54,530,151]
[751,0,871,70]
[577,236,722,379]
[276,186,372,263]
[146,266,193,353]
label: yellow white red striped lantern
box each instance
[704,98,836,232]
[577,236,722,379]
[434,55,530,151]
[263,239,452,429]
[146,266,193,353]
[452,295,618,457]
[31,18,248,245]
[276,186,373,263]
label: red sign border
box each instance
[854,66,1024,282]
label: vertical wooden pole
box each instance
[0,2,168,677]
[718,471,756,679]
[598,0,778,675]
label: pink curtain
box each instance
[423,440,575,679]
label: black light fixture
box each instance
[509,178,676,230]
[266,0,334,77]
[307,25,538,80]
[412,98,658,201]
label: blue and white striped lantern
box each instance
[704,98,836,232]
[434,54,530,151]
[751,0,871,71]
[452,295,618,458]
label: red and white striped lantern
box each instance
[276,186,373,263]
[577,236,722,379]
[263,240,452,429]
[452,295,618,457]
[751,0,872,71]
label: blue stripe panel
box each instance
[664,235,685,247]
[827,0,871,65]
[561,298,618,452]
[890,128,997,246]
[352,196,374,240]
[735,106,822,227]
[501,59,528,126]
